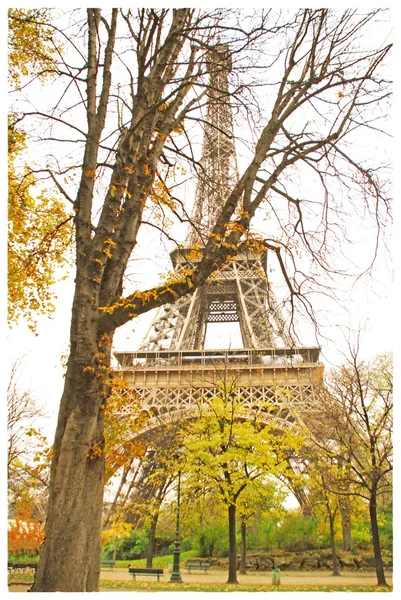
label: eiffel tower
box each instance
[114,45,323,438]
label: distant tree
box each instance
[100,519,131,562]
[301,349,392,586]
[7,360,50,516]
[129,450,175,569]
[8,498,45,557]
[8,361,42,476]
[308,463,342,575]
[7,361,50,559]
[103,425,180,567]
[237,481,285,574]
[338,494,353,552]
[180,492,228,557]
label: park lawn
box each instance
[8,572,34,584]
[100,580,392,593]
[112,550,197,569]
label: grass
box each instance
[112,549,197,569]
[8,572,35,584]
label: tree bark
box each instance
[146,512,159,568]
[328,513,341,576]
[31,285,114,591]
[239,517,247,575]
[339,496,352,551]
[369,487,388,586]
[227,504,238,584]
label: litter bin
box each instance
[272,568,281,586]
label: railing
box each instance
[114,347,321,369]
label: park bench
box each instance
[185,560,211,574]
[129,567,164,581]
[101,560,116,570]
[8,562,38,571]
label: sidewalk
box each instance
[8,567,392,592]
[100,567,392,587]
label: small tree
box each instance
[7,360,50,520]
[104,425,181,567]
[237,480,285,574]
[181,378,301,584]
[8,498,45,558]
[101,518,131,561]
[309,465,342,575]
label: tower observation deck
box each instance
[114,45,323,434]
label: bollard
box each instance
[272,568,281,586]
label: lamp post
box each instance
[170,447,184,583]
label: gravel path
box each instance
[8,568,393,591]
[100,567,392,586]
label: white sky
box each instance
[4,1,396,443]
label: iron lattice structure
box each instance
[114,45,323,433]
[185,45,239,246]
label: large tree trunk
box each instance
[227,504,238,584]
[239,517,247,575]
[369,487,388,586]
[31,287,114,591]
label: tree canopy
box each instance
[8,9,72,331]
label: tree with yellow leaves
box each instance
[8,9,72,331]
[180,377,302,584]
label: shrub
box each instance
[249,513,280,552]
[195,522,228,557]
[276,513,320,551]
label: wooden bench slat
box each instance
[129,567,164,581]
[9,563,38,571]
[185,561,211,573]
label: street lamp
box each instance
[169,446,184,583]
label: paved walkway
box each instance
[100,567,392,587]
[8,568,392,592]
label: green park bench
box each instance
[129,567,164,581]
[185,560,211,573]
[101,560,116,569]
